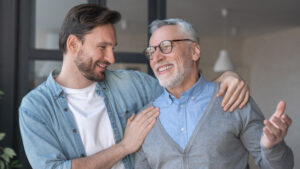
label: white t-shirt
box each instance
[61,83,125,169]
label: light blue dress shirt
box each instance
[153,76,214,149]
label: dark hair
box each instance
[59,4,121,54]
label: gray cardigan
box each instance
[135,83,294,169]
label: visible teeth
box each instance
[158,65,172,72]
[97,63,106,68]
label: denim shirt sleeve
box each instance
[133,71,163,102]
[19,106,71,169]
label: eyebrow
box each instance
[97,42,118,47]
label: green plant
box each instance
[0,91,22,169]
[0,133,21,169]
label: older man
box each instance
[135,18,294,169]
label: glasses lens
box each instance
[160,40,172,54]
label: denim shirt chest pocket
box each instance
[118,104,139,128]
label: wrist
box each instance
[117,140,131,155]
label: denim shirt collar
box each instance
[45,70,108,98]
[45,70,65,98]
[162,75,207,104]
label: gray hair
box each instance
[149,18,199,43]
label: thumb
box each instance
[273,101,286,118]
[127,113,136,123]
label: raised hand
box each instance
[261,101,292,149]
[119,106,160,154]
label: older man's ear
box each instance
[192,43,201,61]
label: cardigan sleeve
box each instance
[240,98,294,169]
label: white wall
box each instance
[242,27,300,168]
[199,27,300,168]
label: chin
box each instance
[158,73,184,89]
[85,72,106,82]
[158,78,176,88]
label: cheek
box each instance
[174,54,185,68]
[150,60,156,70]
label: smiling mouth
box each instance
[96,63,107,69]
[157,65,173,73]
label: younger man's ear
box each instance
[66,34,81,54]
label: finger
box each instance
[263,127,276,142]
[221,85,236,108]
[273,101,286,118]
[216,84,226,98]
[264,120,281,137]
[137,108,160,125]
[282,114,292,127]
[143,114,158,128]
[140,110,160,126]
[229,86,247,112]
[141,117,158,138]
[224,81,244,111]
[127,113,136,123]
[271,116,288,131]
[239,90,249,109]
[135,106,155,121]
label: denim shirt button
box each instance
[80,154,85,157]
[64,108,68,112]
[72,129,77,133]
[103,87,106,90]
[125,110,129,114]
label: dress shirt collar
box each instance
[161,75,208,104]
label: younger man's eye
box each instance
[99,46,106,50]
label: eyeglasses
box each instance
[144,39,195,60]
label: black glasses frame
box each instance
[144,39,195,60]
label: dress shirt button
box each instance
[191,96,195,100]
[180,104,184,108]
[181,128,185,131]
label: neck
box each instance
[55,54,94,89]
[167,67,199,98]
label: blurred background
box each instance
[0,0,299,168]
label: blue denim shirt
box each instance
[153,76,214,149]
[19,70,163,169]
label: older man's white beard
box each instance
[155,64,192,89]
[157,71,184,89]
